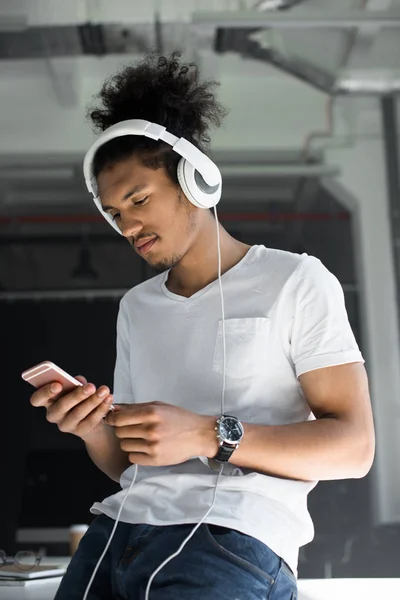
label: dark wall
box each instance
[2,299,121,552]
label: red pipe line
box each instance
[0,212,349,224]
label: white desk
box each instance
[0,558,69,600]
[1,558,399,600]
[0,576,63,600]
[298,578,400,600]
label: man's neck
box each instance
[166,229,251,298]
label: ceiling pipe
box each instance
[219,164,340,177]
[193,9,400,29]
[254,0,308,10]
[0,163,340,180]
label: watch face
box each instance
[219,416,244,443]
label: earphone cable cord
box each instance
[144,204,226,599]
[82,464,139,600]
[83,204,226,600]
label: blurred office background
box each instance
[1,0,400,580]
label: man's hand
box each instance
[105,402,218,466]
[29,376,114,442]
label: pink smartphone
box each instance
[21,361,83,392]
[21,361,115,414]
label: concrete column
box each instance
[324,133,400,525]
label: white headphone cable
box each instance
[144,204,226,599]
[83,204,226,600]
[82,464,138,600]
[215,204,227,417]
[144,465,223,599]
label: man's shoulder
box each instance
[255,245,310,284]
[249,247,331,312]
[261,246,307,268]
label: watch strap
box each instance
[213,443,237,463]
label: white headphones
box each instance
[83,119,222,234]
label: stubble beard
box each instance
[147,193,198,274]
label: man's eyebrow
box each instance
[101,184,148,212]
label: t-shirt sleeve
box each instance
[290,256,364,378]
[112,297,135,404]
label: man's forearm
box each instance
[203,415,374,481]
[83,422,131,483]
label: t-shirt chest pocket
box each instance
[212,317,271,380]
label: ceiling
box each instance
[0,0,399,93]
[0,0,398,230]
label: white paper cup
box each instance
[69,524,89,555]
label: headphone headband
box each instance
[83,119,222,233]
[83,119,220,198]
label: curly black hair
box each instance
[87,52,228,186]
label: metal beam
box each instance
[0,167,75,179]
[0,163,340,180]
[193,9,400,29]
[220,164,340,177]
[336,74,400,94]
[0,289,128,302]
[215,26,336,94]
[0,150,315,167]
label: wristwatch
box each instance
[213,415,244,463]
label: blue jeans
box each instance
[55,515,298,599]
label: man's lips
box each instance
[135,237,157,254]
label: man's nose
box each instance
[119,215,143,239]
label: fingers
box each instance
[115,425,161,459]
[114,424,160,443]
[30,382,64,408]
[59,394,114,434]
[127,453,150,465]
[46,385,111,425]
[106,403,160,427]
[29,373,117,439]
[120,438,151,454]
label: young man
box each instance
[30,53,375,599]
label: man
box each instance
[31,53,375,600]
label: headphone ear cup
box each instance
[177,158,221,209]
[177,157,199,207]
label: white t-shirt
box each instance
[91,245,364,575]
